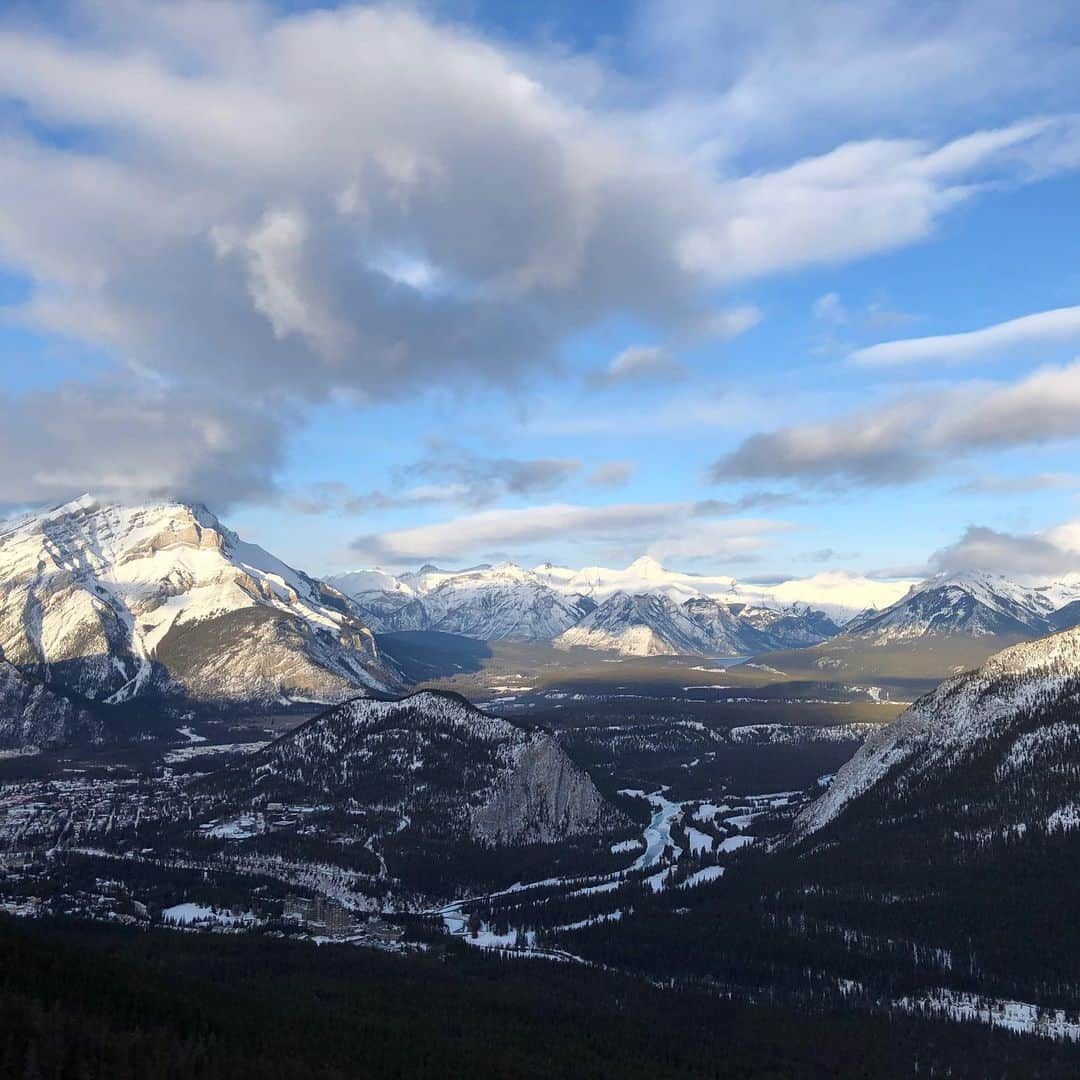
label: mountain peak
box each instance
[627,555,666,575]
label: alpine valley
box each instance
[3,496,1080,1074]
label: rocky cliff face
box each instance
[555,591,711,656]
[0,496,398,715]
[469,736,613,845]
[0,660,102,750]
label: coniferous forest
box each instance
[3,915,1080,1080]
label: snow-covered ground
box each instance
[896,988,1080,1042]
[680,866,725,889]
[686,826,714,855]
[164,741,269,764]
[200,814,262,840]
[717,835,755,854]
[162,902,257,927]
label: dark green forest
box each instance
[2,916,1079,1079]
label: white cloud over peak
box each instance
[931,522,1080,578]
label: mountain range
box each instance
[334,560,1080,659]
[332,556,846,657]
[3,495,1080,749]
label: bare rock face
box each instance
[0,660,102,750]
[469,736,613,845]
[0,495,398,716]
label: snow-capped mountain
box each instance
[795,624,1080,841]
[534,556,912,619]
[335,555,844,656]
[210,690,619,846]
[554,591,840,657]
[843,570,1080,642]
[0,496,398,712]
[332,562,593,641]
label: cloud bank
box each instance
[713,360,1080,485]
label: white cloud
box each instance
[714,359,1080,484]
[632,0,1080,162]
[588,462,635,487]
[701,304,763,338]
[680,118,1080,283]
[0,380,284,509]
[351,501,789,565]
[590,345,681,388]
[850,304,1080,367]
[953,472,1080,496]
[812,292,848,325]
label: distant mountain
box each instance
[555,591,714,656]
[555,592,839,657]
[336,557,842,656]
[332,562,593,642]
[533,557,919,622]
[0,496,399,717]
[843,570,1080,641]
[795,624,1080,841]
[727,602,842,649]
[208,690,620,847]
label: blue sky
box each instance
[2,1,1080,582]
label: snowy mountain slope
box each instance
[0,496,398,710]
[555,592,714,656]
[728,603,841,649]
[536,555,737,604]
[213,690,619,846]
[682,597,774,655]
[843,571,1080,641]
[794,624,1080,841]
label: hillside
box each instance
[198,690,622,869]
